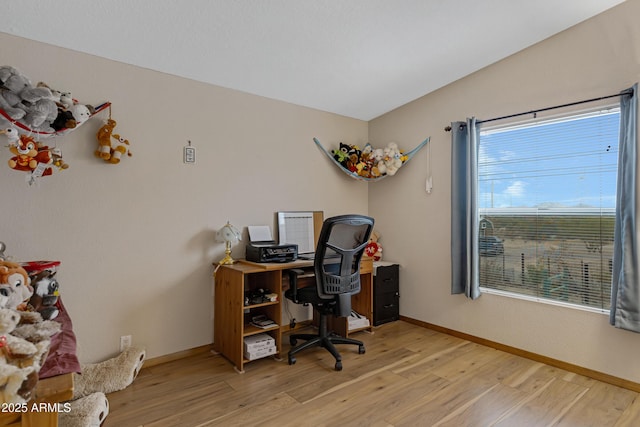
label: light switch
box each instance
[184,144,196,164]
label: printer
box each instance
[245,225,298,263]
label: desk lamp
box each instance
[216,222,241,265]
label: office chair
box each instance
[285,214,374,371]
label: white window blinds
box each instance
[478,108,620,310]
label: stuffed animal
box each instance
[0,362,34,404]
[37,82,61,104]
[95,119,117,160]
[27,270,60,320]
[332,143,349,166]
[364,230,383,261]
[51,147,69,170]
[59,91,73,109]
[72,345,146,399]
[7,134,53,176]
[108,133,132,164]
[0,261,33,310]
[19,86,57,129]
[0,127,19,146]
[0,67,29,121]
[0,67,57,131]
[69,103,93,128]
[51,108,76,131]
[0,308,38,366]
[383,142,403,176]
[0,307,52,404]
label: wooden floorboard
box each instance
[104,321,640,427]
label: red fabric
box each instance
[20,260,61,274]
[38,297,81,379]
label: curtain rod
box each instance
[444,88,634,131]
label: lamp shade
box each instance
[216,222,241,244]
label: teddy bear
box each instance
[332,142,350,167]
[95,118,117,160]
[0,261,33,311]
[51,108,77,131]
[0,307,52,404]
[0,308,39,366]
[0,362,35,404]
[383,142,403,176]
[69,103,94,128]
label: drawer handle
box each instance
[383,304,395,309]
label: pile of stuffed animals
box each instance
[0,259,62,405]
[0,251,145,425]
[332,141,409,179]
[0,65,94,134]
[0,65,132,182]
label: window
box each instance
[478,107,620,311]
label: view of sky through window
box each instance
[479,110,620,210]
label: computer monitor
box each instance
[277,211,324,256]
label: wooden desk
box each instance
[213,258,373,373]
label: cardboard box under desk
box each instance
[244,345,277,361]
[244,333,275,352]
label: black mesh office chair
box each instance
[285,214,374,371]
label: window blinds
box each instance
[477,108,620,310]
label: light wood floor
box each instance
[105,321,640,427]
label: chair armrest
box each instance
[287,268,305,303]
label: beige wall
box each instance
[369,0,640,382]
[3,0,640,383]
[0,33,368,363]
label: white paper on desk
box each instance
[248,225,273,242]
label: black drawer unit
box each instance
[373,263,399,326]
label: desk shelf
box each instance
[243,323,280,337]
[245,300,278,310]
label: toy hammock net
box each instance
[314,136,430,182]
[0,102,111,138]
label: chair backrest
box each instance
[314,215,374,306]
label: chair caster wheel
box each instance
[290,337,297,346]
[335,361,342,371]
[288,356,296,365]
[358,345,366,354]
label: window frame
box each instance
[476,105,621,314]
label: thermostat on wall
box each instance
[184,141,196,164]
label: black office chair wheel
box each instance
[288,355,296,365]
[290,337,297,346]
[335,361,343,371]
[358,345,366,354]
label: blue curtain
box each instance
[611,84,639,331]
[451,118,481,299]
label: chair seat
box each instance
[285,286,326,306]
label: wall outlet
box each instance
[120,335,132,352]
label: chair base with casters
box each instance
[287,300,365,371]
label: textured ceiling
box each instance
[0,0,627,120]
